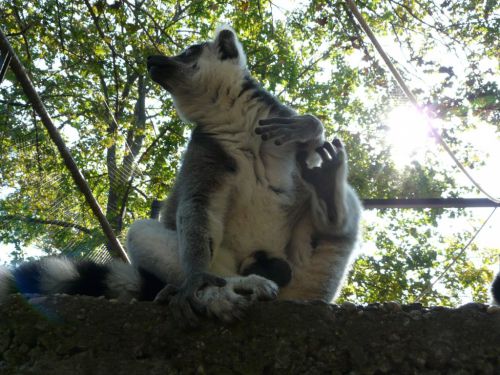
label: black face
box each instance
[147,43,206,90]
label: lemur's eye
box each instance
[178,44,203,61]
[188,45,202,55]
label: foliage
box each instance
[338,209,497,306]
[0,0,497,305]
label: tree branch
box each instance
[0,99,29,107]
[1,215,92,234]
[82,0,139,74]
[0,28,130,262]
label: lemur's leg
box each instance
[279,139,361,301]
[256,115,325,149]
[239,115,327,287]
[152,184,277,325]
[135,211,281,319]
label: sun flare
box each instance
[385,104,434,168]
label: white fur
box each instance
[214,24,247,67]
[39,257,79,294]
[106,260,141,300]
[126,219,183,285]
[0,266,13,303]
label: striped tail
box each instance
[0,257,167,302]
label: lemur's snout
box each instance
[147,55,172,70]
[147,55,176,87]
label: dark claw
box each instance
[170,297,200,328]
[154,284,178,305]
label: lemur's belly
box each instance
[214,152,297,275]
[205,137,301,277]
[226,186,292,250]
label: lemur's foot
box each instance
[197,275,278,322]
[298,138,347,188]
[256,115,323,146]
[154,272,226,327]
[155,273,278,325]
[297,139,348,225]
[321,138,346,167]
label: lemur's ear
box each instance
[214,26,247,66]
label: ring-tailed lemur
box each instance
[132,25,361,321]
[0,26,361,324]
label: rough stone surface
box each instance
[1,295,499,374]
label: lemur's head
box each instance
[147,26,247,123]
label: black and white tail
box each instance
[0,257,167,303]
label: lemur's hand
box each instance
[155,272,226,327]
[297,139,347,219]
[256,115,323,146]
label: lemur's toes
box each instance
[168,296,201,328]
[154,284,178,305]
[316,145,331,162]
[323,141,337,158]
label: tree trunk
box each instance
[1,295,499,374]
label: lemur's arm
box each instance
[156,131,233,324]
[256,114,325,150]
[257,116,361,301]
[279,140,362,302]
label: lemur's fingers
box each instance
[154,284,178,305]
[257,128,283,140]
[331,138,346,162]
[259,117,295,126]
[255,124,284,134]
[203,273,227,288]
[322,141,337,159]
[258,128,293,143]
[322,139,346,164]
[274,133,298,146]
[169,296,200,327]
